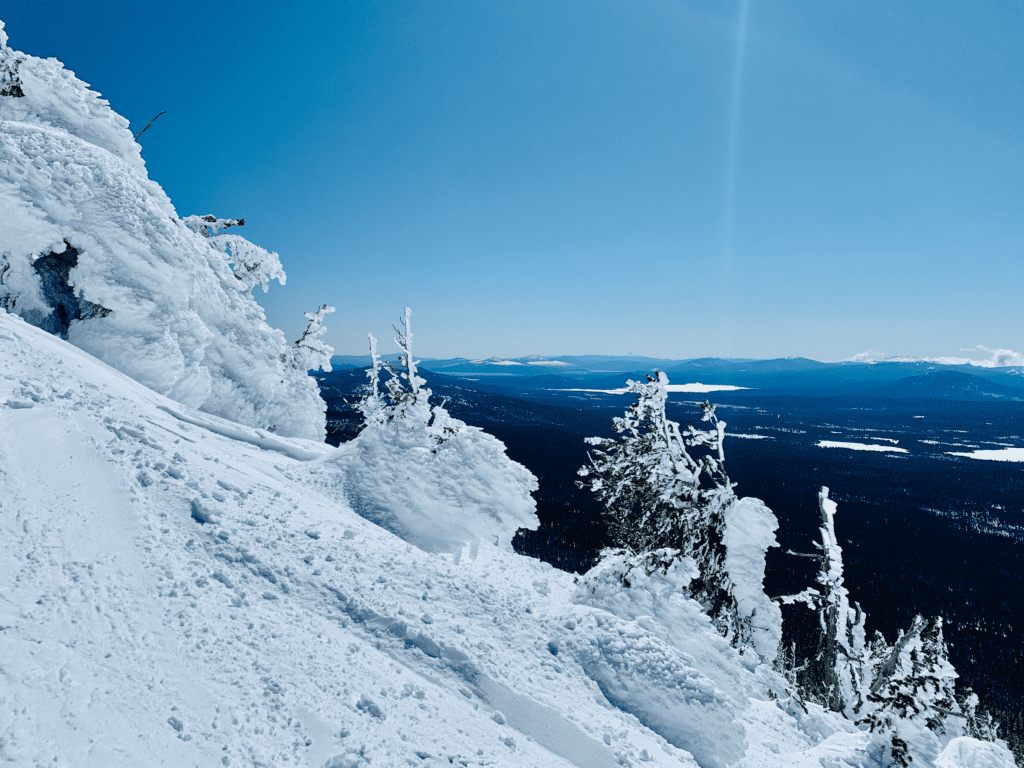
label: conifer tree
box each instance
[779,487,869,717]
[957,688,1000,743]
[291,304,335,372]
[781,489,1004,764]
[862,616,959,730]
[380,307,428,419]
[357,332,386,426]
[183,214,286,293]
[577,371,752,646]
[858,615,960,765]
[358,308,457,445]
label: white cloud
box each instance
[962,345,1024,367]
[840,346,1024,368]
[842,350,886,363]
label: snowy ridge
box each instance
[1,311,1012,767]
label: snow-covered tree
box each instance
[0,39,24,97]
[354,307,455,443]
[577,371,764,650]
[858,615,961,765]
[379,307,431,422]
[183,214,286,293]
[864,616,959,728]
[356,332,386,427]
[779,489,999,762]
[291,304,335,372]
[957,688,1001,743]
[333,308,539,557]
[779,487,869,717]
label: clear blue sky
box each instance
[4,1,1022,360]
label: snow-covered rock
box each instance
[0,21,327,440]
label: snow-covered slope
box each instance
[0,22,327,440]
[3,313,1012,767]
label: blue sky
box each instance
[4,1,1022,360]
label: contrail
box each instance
[723,0,751,265]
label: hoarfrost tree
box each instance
[359,307,456,443]
[331,308,539,557]
[860,615,961,766]
[778,487,869,717]
[782,488,1003,764]
[957,688,1001,743]
[356,332,386,427]
[577,371,765,650]
[291,304,335,372]
[182,214,286,293]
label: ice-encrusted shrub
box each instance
[322,309,539,557]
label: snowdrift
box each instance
[319,412,540,557]
[0,21,327,440]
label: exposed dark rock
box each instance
[31,242,111,338]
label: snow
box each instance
[316,409,540,557]
[936,737,1018,767]
[571,551,752,768]
[471,358,525,366]
[0,30,328,440]
[526,359,571,366]
[0,311,661,767]
[557,383,751,394]
[1,293,1016,768]
[817,440,909,453]
[946,447,1024,462]
[723,498,782,662]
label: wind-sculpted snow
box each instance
[0,25,327,439]
[0,22,142,172]
[570,552,750,767]
[2,309,1016,767]
[936,737,1019,768]
[311,412,540,557]
[723,497,783,661]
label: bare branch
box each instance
[133,111,167,141]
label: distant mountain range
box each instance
[329,353,1024,402]
[871,370,1024,401]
